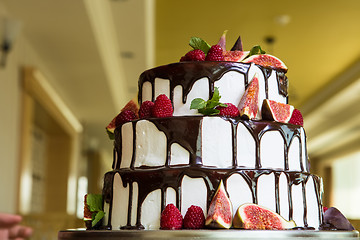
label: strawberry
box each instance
[205,45,224,61]
[289,109,304,126]
[115,110,137,126]
[160,204,183,230]
[152,94,173,118]
[216,103,240,117]
[139,101,155,119]
[183,205,205,229]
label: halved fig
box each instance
[238,74,259,119]
[233,203,296,230]
[242,54,288,72]
[223,50,249,62]
[205,180,233,229]
[261,99,294,123]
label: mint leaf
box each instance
[249,45,266,56]
[189,37,211,54]
[189,87,227,116]
[92,211,105,227]
[190,98,207,110]
[86,194,103,212]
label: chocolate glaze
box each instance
[103,167,322,230]
[138,62,288,105]
[103,62,322,230]
[105,117,322,230]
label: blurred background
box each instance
[0,0,360,238]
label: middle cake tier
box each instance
[113,116,309,173]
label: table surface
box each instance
[58,229,359,240]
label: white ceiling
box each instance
[1,0,360,159]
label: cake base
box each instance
[58,229,359,240]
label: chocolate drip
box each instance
[138,62,288,106]
[104,167,322,229]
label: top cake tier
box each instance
[138,62,288,117]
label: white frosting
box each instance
[201,117,233,167]
[257,173,276,212]
[111,173,129,229]
[292,183,304,227]
[215,71,245,106]
[181,175,207,216]
[279,173,290,220]
[288,136,301,171]
[141,81,152,102]
[170,143,189,165]
[236,122,256,167]
[260,131,284,169]
[166,187,176,206]
[131,182,138,226]
[227,173,253,215]
[141,189,161,230]
[154,78,170,99]
[135,120,167,167]
[306,176,320,229]
[267,70,286,104]
[120,122,133,168]
[300,127,308,172]
[173,77,209,116]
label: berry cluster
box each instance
[112,94,173,129]
[160,204,205,230]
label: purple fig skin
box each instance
[217,30,228,51]
[231,36,243,51]
[323,207,355,230]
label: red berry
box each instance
[216,103,240,117]
[139,101,155,119]
[289,109,303,126]
[180,55,188,62]
[152,94,173,118]
[160,204,183,230]
[183,205,205,229]
[184,49,205,61]
[115,110,137,126]
[323,206,329,212]
[205,45,224,61]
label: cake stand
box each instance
[58,229,359,240]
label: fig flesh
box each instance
[242,54,288,72]
[223,50,249,62]
[261,99,294,123]
[205,180,233,229]
[233,203,296,230]
[237,74,259,119]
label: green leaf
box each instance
[189,87,226,116]
[189,37,211,54]
[249,45,266,56]
[92,211,105,227]
[86,194,103,212]
[190,98,207,110]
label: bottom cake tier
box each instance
[102,167,323,230]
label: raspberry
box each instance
[183,205,205,229]
[288,109,303,126]
[216,103,240,117]
[185,49,205,61]
[115,110,137,126]
[152,94,173,118]
[139,101,155,119]
[160,204,183,230]
[180,55,188,62]
[205,45,224,61]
